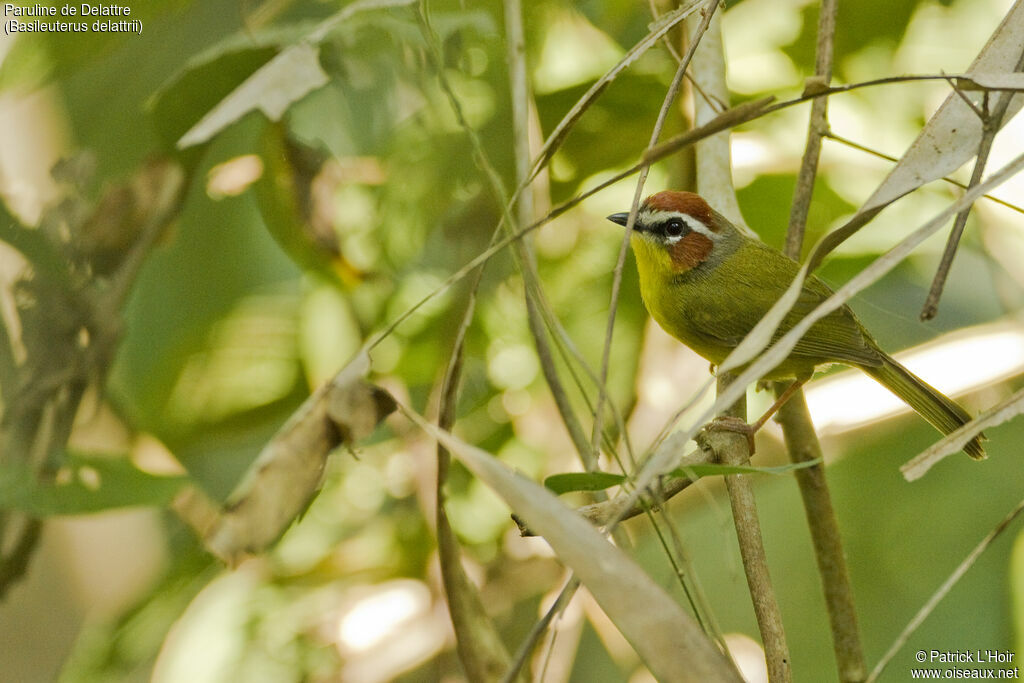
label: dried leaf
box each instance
[196,354,395,565]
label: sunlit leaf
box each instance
[544,471,626,494]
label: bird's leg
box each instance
[753,378,806,431]
[708,379,806,454]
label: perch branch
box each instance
[775,387,865,683]
[709,374,792,683]
[780,1,866,681]
[921,48,1024,320]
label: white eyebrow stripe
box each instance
[639,209,718,240]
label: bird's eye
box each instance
[665,219,685,237]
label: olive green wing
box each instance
[683,241,881,368]
[784,276,882,367]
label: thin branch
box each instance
[921,48,1024,320]
[785,0,836,260]
[709,374,791,683]
[689,7,745,225]
[501,576,580,683]
[779,2,866,681]
[867,496,1024,682]
[823,131,1024,216]
[592,0,721,469]
[775,386,865,683]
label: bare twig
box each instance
[689,7,746,227]
[778,2,866,681]
[921,48,1024,320]
[592,0,721,469]
[867,496,1024,682]
[775,387,865,683]
[502,576,581,683]
[786,1,836,259]
[708,374,791,683]
[823,131,1024,215]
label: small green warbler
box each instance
[608,190,985,459]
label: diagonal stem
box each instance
[712,373,792,683]
[921,47,1024,320]
[776,1,867,680]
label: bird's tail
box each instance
[862,353,986,460]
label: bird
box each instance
[607,190,985,459]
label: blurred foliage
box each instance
[0,0,1023,681]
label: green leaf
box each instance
[0,456,189,517]
[544,471,627,494]
[544,459,823,494]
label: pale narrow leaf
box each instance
[178,43,328,149]
[405,410,741,683]
[901,387,1024,481]
[863,0,1024,211]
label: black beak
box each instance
[607,212,631,227]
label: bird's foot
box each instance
[706,415,757,454]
